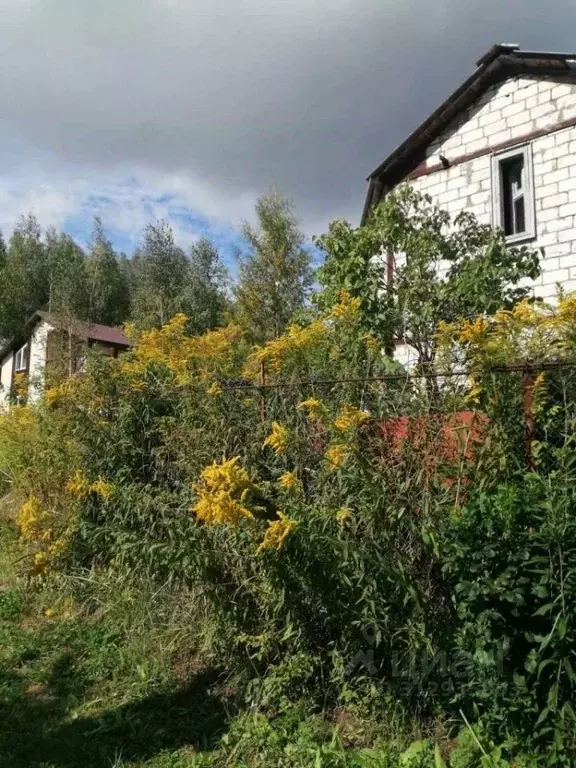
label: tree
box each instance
[130,221,190,329]
[0,215,48,341]
[0,232,7,274]
[235,190,313,342]
[185,237,229,334]
[45,228,89,319]
[316,186,541,369]
[314,218,389,343]
[86,218,130,326]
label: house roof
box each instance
[0,311,130,361]
[361,44,576,224]
[35,311,130,347]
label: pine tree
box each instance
[235,191,313,342]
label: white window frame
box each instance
[14,344,28,373]
[491,143,536,244]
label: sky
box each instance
[1,0,576,265]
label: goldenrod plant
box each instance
[4,219,576,764]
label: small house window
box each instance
[14,344,28,373]
[492,145,535,243]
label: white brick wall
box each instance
[28,319,51,403]
[0,351,13,407]
[405,74,576,302]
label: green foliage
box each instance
[1,191,574,764]
[86,217,131,326]
[315,218,389,343]
[0,213,229,344]
[235,190,314,342]
[316,187,540,366]
[129,226,230,334]
[8,301,576,761]
[0,214,48,341]
[45,227,91,318]
[442,470,576,763]
[186,237,230,334]
[130,221,192,329]
[0,521,414,768]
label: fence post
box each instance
[259,360,267,425]
[522,369,536,470]
[384,248,395,358]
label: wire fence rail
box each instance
[217,359,576,472]
[219,360,576,390]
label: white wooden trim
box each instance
[491,143,536,244]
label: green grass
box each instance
[0,521,235,767]
[0,518,533,767]
[0,521,434,768]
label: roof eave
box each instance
[361,46,576,225]
[0,311,45,362]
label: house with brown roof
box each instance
[0,311,130,406]
[363,44,576,363]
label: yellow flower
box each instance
[332,404,371,432]
[325,443,349,470]
[439,291,576,370]
[330,290,361,324]
[66,469,90,499]
[458,315,489,345]
[12,372,28,401]
[121,316,243,387]
[49,535,70,556]
[67,471,113,501]
[90,476,113,501]
[256,511,297,554]
[192,456,256,526]
[247,320,327,375]
[45,608,56,618]
[17,496,43,540]
[263,422,289,454]
[194,492,254,526]
[466,376,483,405]
[298,398,328,423]
[278,471,298,490]
[558,294,576,322]
[207,381,223,396]
[533,371,546,392]
[336,507,351,524]
[45,378,76,406]
[197,457,251,495]
[512,300,537,323]
[363,333,380,353]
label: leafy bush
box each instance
[6,279,576,761]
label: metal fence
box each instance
[220,359,576,472]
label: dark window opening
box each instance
[501,155,526,236]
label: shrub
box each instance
[6,288,576,760]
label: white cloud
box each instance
[0,0,574,240]
[0,155,260,249]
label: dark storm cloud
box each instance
[1,0,575,233]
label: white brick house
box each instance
[362,44,576,312]
[0,311,130,407]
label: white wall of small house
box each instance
[28,320,51,403]
[403,75,576,302]
[0,351,13,406]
